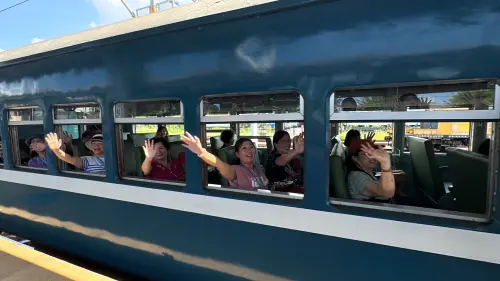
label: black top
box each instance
[265,150,297,183]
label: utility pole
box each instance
[120,0,136,18]
[150,0,157,13]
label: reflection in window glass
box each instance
[54,105,101,120]
[333,80,497,113]
[203,92,300,116]
[9,107,43,121]
[115,100,182,118]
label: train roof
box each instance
[0,0,276,64]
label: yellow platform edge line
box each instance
[0,236,117,281]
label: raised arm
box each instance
[141,139,156,176]
[181,132,236,182]
[361,144,395,198]
[275,133,304,166]
[45,133,83,169]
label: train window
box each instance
[114,99,185,185]
[7,106,46,170]
[52,103,104,176]
[329,80,500,221]
[200,92,304,199]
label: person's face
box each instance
[275,134,291,154]
[91,141,104,156]
[355,151,377,170]
[30,138,46,153]
[154,142,167,160]
[235,141,256,165]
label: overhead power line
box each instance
[0,0,30,14]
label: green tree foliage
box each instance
[447,89,494,109]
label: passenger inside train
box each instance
[265,130,304,187]
[141,137,186,181]
[183,132,269,190]
[155,126,169,138]
[45,133,106,174]
[27,134,48,168]
[220,130,235,149]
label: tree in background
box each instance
[447,89,494,110]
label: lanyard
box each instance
[39,157,47,166]
[240,164,265,188]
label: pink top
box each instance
[229,165,269,191]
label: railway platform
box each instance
[0,233,116,281]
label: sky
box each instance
[0,0,193,52]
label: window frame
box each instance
[7,106,45,170]
[113,99,186,186]
[200,91,305,200]
[328,80,500,223]
[52,103,104,177]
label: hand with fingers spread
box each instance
[181,132,204,156]
[45,133,62,151]
[360,143,391,168]
[143,139,157,160]
[364,132,375,142]
[293,133,305,154]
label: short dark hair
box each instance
[151,137,170,150]
[220,130,235,144]
[272,130,290,145]
[234,138,254,152]
[344,129,361,147]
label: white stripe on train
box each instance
[0,169,498,265]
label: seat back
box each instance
[446,148,488,213]
[122,134,138,176]
[407,136,445,200]
[329,154,350,199]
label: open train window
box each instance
[7,106,45,170]
[114,99,185,186]
[329,79,500,222]
[52,103,104,176]
[200,91,304,199]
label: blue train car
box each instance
[0,0,499,280]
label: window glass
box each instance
[9,107,43,121]
[54,104,101,120]
[203,92,301,116]
[333,80,497,113]
[115,100,182,118]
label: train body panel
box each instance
[0,0,499,280]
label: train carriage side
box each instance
[0,0,500,280]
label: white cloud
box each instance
[86,0,193,25]
[0,49,4,52]
[31,37,45,44]
[89,21,98,28]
